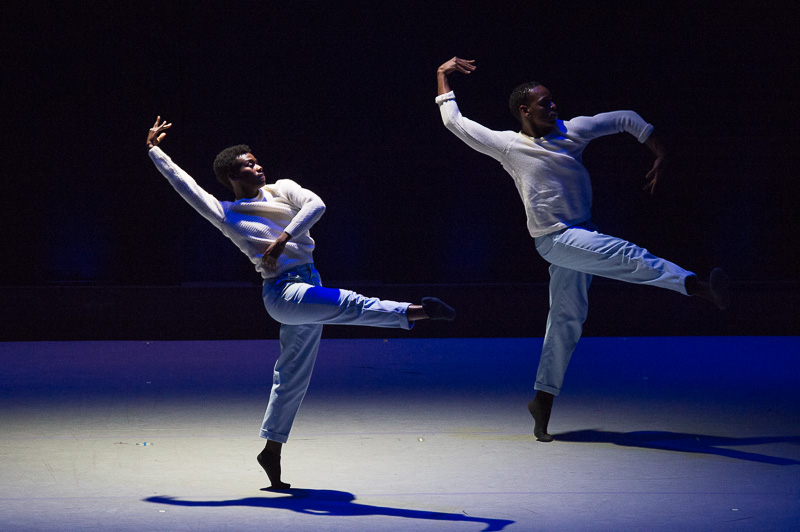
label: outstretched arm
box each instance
[437,57,476,95]
[643,133,668,195]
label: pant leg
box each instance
[537,224,693,294]
[263,282,413,330]
[532,223,693,395]
[259,265,412,442]
[260,322,323,443]
[535,263,592,395]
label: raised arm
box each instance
[145,116,226,225]
[437,57,476,95]
[435,57,514,162]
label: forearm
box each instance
[285,198,325,237]
[437,69,452,96]
[645,133,666,159]
[277,180,326,237]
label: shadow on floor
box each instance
[554,430,800,465]
[145,489,515,531]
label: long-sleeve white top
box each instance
[436,91,653,237]
[148,146,326,279]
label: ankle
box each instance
[536,390,554,405]
[264,440,282,455]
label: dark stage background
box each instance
[1,2,797,339]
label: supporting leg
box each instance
[530,264,591,441]
[258,323,323,488]
[535,264,592,396]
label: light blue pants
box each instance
[533,222,693,395]
[259,264,412,443]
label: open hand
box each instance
[437,57,476,76]
[643,134,668,195]
[147,116,172,149]
[643,157,667,195]
[260,232,291,271]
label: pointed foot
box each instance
[257,450,290,490]
[421,297,456,321]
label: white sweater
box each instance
[436,91,653,237]
[148,146,326,279]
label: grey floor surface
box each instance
[1,337,798,531]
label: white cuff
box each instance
[435,91,455,104]
[638,123,654,143]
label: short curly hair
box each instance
[213,144,251,189]
[508,81,542,123]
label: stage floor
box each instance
[1,337,798,530]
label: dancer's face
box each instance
[230,153,266,189]
[520,86,558,136]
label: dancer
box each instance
[146,117,455,488]
[435,57,728,442]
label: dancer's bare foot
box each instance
[408,297,456,321]
[257,449,291,490]
[687,268,730,309]
[527,391,554,442]
[422,297,456,320]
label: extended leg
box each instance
[537,224,693,294]
[265,282,454,329]
[546,226,729,307]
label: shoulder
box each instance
[571,110,643,124]
[270,179,322,202]
[561,112,627,132]
[264,179,300,195]
[562,114,607,127]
